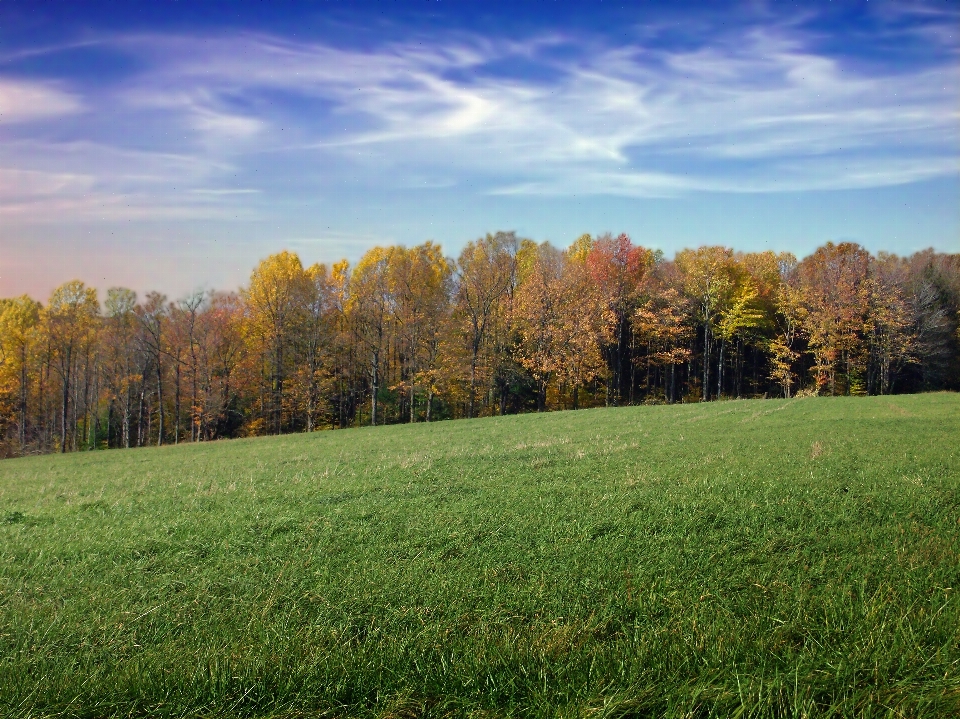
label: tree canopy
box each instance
[1,236,957,457]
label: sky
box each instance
[1,0,957,301]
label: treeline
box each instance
[1,234,958,457]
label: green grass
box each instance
[1,394,959,718]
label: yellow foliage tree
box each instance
[0,296,41,453]
[244,251,311,434]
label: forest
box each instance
[1,234,958,457]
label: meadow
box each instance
[1,394,958,718]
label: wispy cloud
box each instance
[0,78,83,123]
[116,18,959,195]
[0,3,957,222]
[0,140,250,220]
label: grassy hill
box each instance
[1,394,959,718]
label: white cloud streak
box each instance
[0,140,249,221]
[115,22,960,194]
[0,9,957,222]
[0,78,82,123]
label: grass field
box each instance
[1,394,959,718]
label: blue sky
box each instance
[1,0,957,300]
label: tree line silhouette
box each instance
[1,233,957,456]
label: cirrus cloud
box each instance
[0,78,82,123]
[0,3,957,215]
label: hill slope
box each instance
[2,394,959,717]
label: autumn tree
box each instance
[327,260,358,429]
[244,251,311,434]
[714,278,766,398]
[136,292,169,445]
[866,254,915,395]
[587,233,651,404]
[44,281,99,453]
[514,241,564,410]
[766,255,806,398]
[675,247,736,401]
[633,264,692,404]
[296,263,334,431]
[349,247,392,426]
[1,239,957,459]
[556,237,612,409]
[387,243,451,422]
[455,232,517,418]
[203,292,247,438]
[799,242,871,395]
[168,290,208,442]
[102,288,140,448]
[902,251,960,391]
[0,296,40,454]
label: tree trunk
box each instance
[468,353,477,419]
[371,351,378,426]
[18,344,27,451]
[275,341,284,435]
[717,339,725,399]
[410,377,416,423]
[156,358,164,446]
[191,348,199,442]
[174,358,181,444]
[702,319,711,402]
[307,365,314,432]
[59,348,72,454]
[123,366,132,449]
[39,356,48,451]
[89,367,98,450]
[137,366,146,447]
